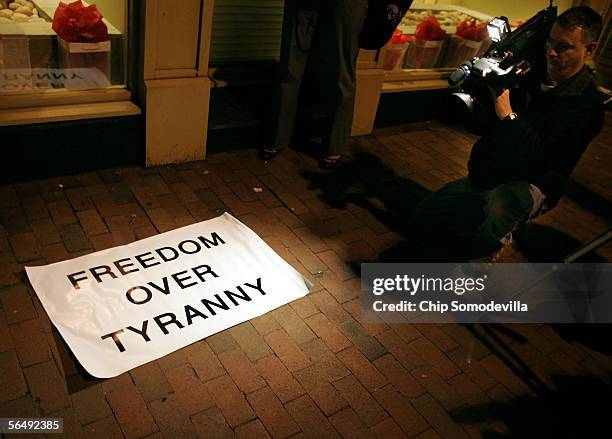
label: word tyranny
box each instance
[101,277,267,353]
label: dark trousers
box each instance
[267,0,368,156]
[411,178,545,258]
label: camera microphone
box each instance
[448,61,473,87]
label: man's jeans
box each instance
[411,178,545,257]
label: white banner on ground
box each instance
[26,213,309,378]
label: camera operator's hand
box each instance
[494,89,514,120]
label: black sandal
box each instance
[259,147,282,161]
[319,155,342,171]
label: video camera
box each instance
[448,3,558,131]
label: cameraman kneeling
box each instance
[411,7,605,260]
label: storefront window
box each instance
[0,0,127,92]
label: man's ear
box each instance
[585,42,597,57]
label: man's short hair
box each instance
[556,6,603,44]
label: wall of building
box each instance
[457,0,574,22]
[94,0,127,34]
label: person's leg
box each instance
[409,177,487,260]
[411,177,486,236]
[316,0,368,162]
[412,179,544,260]
[266,0,317,154]
[475,181,543,253]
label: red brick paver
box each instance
[0,117,611,438]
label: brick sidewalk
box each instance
[0,116,611,438]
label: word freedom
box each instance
[66,232,226,291]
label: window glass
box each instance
[0,0,127,92]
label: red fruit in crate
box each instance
[415,16,446,41]
[78,5,108,42]
[455,20,488,42]
[390,29,405,44]
[52,0,109,43]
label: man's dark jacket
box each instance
[468,67,605,208]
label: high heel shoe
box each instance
[259,147,282,161]
[319,155,342,171]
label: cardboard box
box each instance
[58,37,111,84]
[380,43,409,71]
[440,35,483,69]
[0,20,58,74]
[18,21,57,68]
[58,39,111,54]
[0,23,32,69]
[403,39,445,69]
